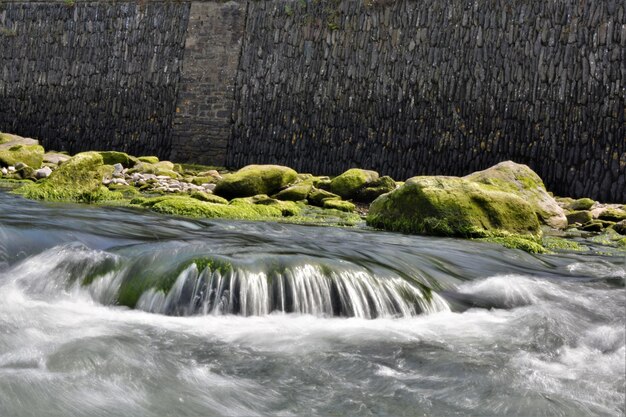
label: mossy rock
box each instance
[367,175,541,238]
[307,187,341,207]
[323,199,355,212]
[568,198,595,211]
[97,151,135,168]
[566,210,592,225]
[598,208,626,222]
[190,176,217,186]
[214,165,298,199]
[612,220,626,235]
[128,161,179,178]
[138,156,159,164]
[465,161,566,229]
[131,195,284,220]
[0,144,44,169]
[330,168,379,199]
[273,184,312,201]
[14,152,120,203]
[581,220,608,232]
[356,176,396,202]
[189,191,228,205]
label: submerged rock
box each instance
[367,174,541,237]
[465,161,567,229]
[214,165,297,199]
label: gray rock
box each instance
[34,166,53,179]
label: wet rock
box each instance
[568,197,595,211]
[307,187,341,207]
[273,184,312,201]
[214,165,298,199]
[330,168,379,199]
[367,174,541,237]
[566,210,592,225]
[465,161,567,229]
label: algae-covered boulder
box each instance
[367,176,541,237]
[0,144,44,169]
[307,187,341,207]
[15,152,117,203]
[128,161,179,179]
[273,184,312,201]
[356,176,396,202]
[330,168,379,200]
[465,161,567,229]
[323,199,356,213]
[568,198,595,211]
[98,151,135,168]
[566,210,593,225]
[214,165,297,199]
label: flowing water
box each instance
[0,191,624,416]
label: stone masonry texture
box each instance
[0,0,189,158]
[230,0,625,202]
[0,0,624,202]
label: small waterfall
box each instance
[135,263,450,318]
[5,243,450,318]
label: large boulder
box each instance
[214,165,297,199]
[464,161,567,229]
[330,168,379,200]
[367,175,541,237]
[15,152,117,203]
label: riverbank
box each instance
[1,131,625,254]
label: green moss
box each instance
[478,235,547,254]
[189,191,228,205]
[273,184,312,201]
[138,156,159,164]
[214,165,298,199]
[542,236,586,252]
[97,151,134,168]
[598,208,626,222]
[356,175,396,202]
[14,152,121,203]
[131,195,284,220]
[465,161,566,228]
[367,176,541,238]
[0,144,44,168]
[330,168,378,199]
[569,198,595,211]
[323,199,355,212]
[128,161,179,178]
[307,187,341,206]
[190,176,217,186]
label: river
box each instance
[0,191,624,416]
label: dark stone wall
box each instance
[0,1,189,158]
[0,0,623,201]
[170,0,245,166]
[229,0,625,202]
